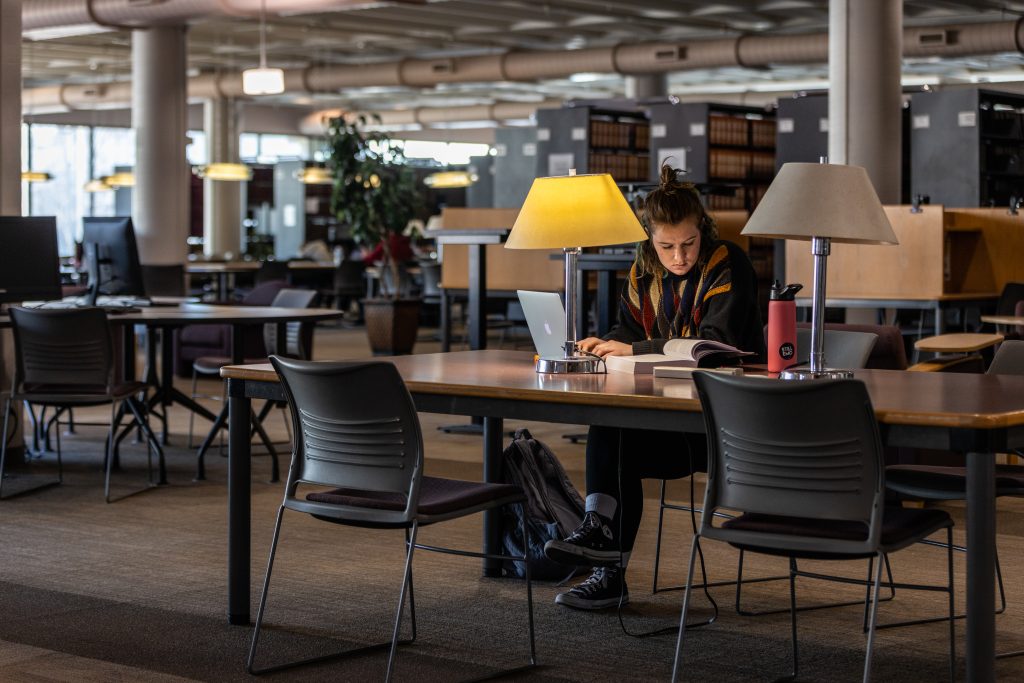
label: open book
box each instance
[604,338,753,374]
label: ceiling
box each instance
[20,0,1024,131]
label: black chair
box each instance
[672,373,955,683]
[885,338,1024,657]
[247,357,537,680]
[0,307,164,502]
[190,287,319,481]
[652,329,882,609]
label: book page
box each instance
[605,353,696,374]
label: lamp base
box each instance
[536,355,605,374]
[779,367,855,380]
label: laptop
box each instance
[517,290,567,359]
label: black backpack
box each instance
[500,428,585,579]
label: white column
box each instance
[132,25,189,265]
[203,97,242,258]
[0,0,21,214]
[828,0,903,203]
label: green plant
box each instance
[326,114,422,299]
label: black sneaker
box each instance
[544,511,620,567]
[554,566,629,610]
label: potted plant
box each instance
[326,115,423,354]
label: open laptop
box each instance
[517,290,568,359]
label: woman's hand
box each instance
[578,337,632,357]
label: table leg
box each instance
[482,415,504,577]
[468,244,487,351]
[441,290,451,353]
[965,451,996,682]
[227,377,252,625]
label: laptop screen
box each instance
[517,290,567,359]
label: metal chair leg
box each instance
[862,553,885,683]
[385,522,418,682]
[670,534,702,683]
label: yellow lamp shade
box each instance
[506,173,646,249]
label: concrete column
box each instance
[0,2,22,453]
[828,0,902,203]
[625,74,668,100]
[0,0,21,214]
[203,97,242,258]
[132,25,189,265]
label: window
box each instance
[27,124,91,255]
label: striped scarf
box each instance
[623,243,733,340]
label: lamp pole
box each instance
[563,246,579,359]
[809,235,829,374]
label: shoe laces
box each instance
[573,566,619,595]
[565,511,604,543]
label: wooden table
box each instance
[221,352,1024,681]
[981,314,1024,328]
[795,293,999,336]
[914,332,1004,353]
[185,261,261,298]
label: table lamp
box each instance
[506,171,648,373]
[742,161,898,380]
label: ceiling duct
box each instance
[18,15,1024,115]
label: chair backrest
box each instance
[693,372,885,555]
[242,279,288,306]
[270,356,424,524]
[9,307,114,391]
[996,282,1024,316]
[418,260,442,300]
[263,288,318,359]
[987,339,1024,375]
[795,327,878,369]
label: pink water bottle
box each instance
[767,281,802,373]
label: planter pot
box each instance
[363,298,421,355]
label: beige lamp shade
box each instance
[505,173,647,249]
[742,162,898,245]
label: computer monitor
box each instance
[0,216,62,304]
[82,216,146,305]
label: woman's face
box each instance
[651,217,701,277]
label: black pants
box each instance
[585,425,708,554]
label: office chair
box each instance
[247,357,537,681]
[673,373,955,683]
[190,287,318,481]
[652,328,881,615]
[0,307,164,503]
[884,338,1024,657]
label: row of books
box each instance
[589,152,650,182]
[707,114,776,148]
[709,149,775,180]
[704,184,771,211]
[589,120,650,150]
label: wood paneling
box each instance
[438,207,568,292]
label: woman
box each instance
[544,164,766,610]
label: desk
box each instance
[981,315,1024,328]
[222,352,1024,681]
[425,228,508,352]
[795,293,999,336]
[185,262,261,298]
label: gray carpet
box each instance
[2,422,1024,682]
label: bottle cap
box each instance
[769,281,803,301]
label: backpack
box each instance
[500,427,585,580]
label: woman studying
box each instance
[544,164,766,610]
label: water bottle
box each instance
[767,281,803,373]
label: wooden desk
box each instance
[914,332,1004,353]
[185,261,262,298]
[981,315,1024,327]
[221,353,1024,681]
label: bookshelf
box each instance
[534,106,651,182]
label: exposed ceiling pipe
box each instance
[20,19,1024,114]
[296,100,562,135]
[21,0,426,31]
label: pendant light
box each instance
[242,0,284,96]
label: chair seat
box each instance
[307,476,525,521]
[721,506,952,558]
[193,355,264,375]
[887,464,1024,498]
[19,381,148,405]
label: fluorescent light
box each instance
[424,171,478,188]
[84,178,112,192]
[103,171,135,188]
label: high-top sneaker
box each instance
[544,511,620,566]
[554,566,628,610]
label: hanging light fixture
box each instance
[20,171,53,182]
[194,162,254,182]
[103,171,135,188]
[294,166,334,185]
[424,170,478,189]
[242,0,284,96]
[84,178,112,192]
